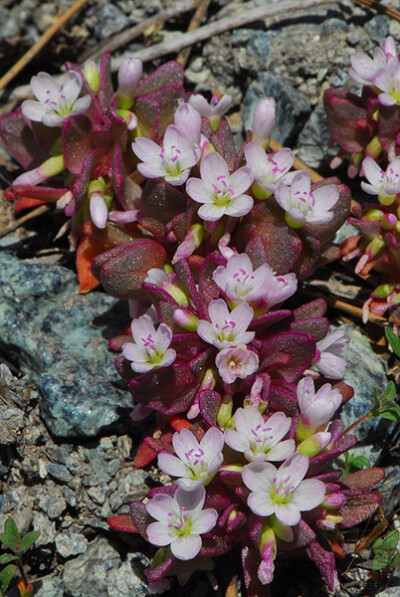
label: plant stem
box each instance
[343,411,372,435]
[17,559,29,587]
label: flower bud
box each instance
[172,224,204,264]
[382,212,397,230]
[297,432,332,458]
[14,155,65,186]
[117,57,143,108]
[174,101,201,145]
[217,395,233,429]
[173,308,199,331]
[83,59,100,93]
[251,97,276,149]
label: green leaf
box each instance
[385,327,400,358]
[0,553,18,565]
[20,530,39,553]
[372,530,400,571]
[0,532,21,554]
[4,518,21,542]
[381,381,396,402]
[350,455,370,470]
[0,564,16,591]
[372,553,390,571]
[379,409,400,422]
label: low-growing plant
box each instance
[325,37,400,323]
[0,517,38,597]
[0,47,392,596]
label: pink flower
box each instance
[242,453,326,525]
[250,97,276,147]
[314,330,349,379]
[132,125,201,186]
[225,406,294,462]
[186,152,253,222]
[174,101,202,145]
[21,71,91,127]
[275,171,339,227]
[245,142,295,195]
[374,59,400,106]
[158,427,224,489]
[197,299,255,349]
[297,377,342,429]
[122,314,176,373]
[117,57,143,98]
[145,485,218,560]
[213,252,297,307]
[215,345,259,384]
[349,36,397,86]
[361,156,400,205]
[188,93,231,118]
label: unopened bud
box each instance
[13,155,65,186]
[217,395,233,428]
[117,57,143,108]
[251,97,276,149]
[381,212,397,230]
[83,59,100,93]
[172,224,204,264]
[297,432,331,458]
[173,308,199,331]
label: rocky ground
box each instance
[0,0,400,595]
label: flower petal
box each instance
[171,534,202,560]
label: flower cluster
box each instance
[325,36,400,177]
[0,52,384,595]
[325,37,400,322]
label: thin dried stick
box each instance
[80,0,199,63]
[269,138,323,183]
[0,0,90,93]
[225,576,239,597]
[177,0,213,67]
[0,205,49,239]
[111,0,336,69]
[301,287,386,324]
[351,0,400,21]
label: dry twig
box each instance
[0,205,49,239]
[111,0,336,69]
[177,0,213,67]
[0,0,90,93]
[80,0,199,63]
[351,0,400,21]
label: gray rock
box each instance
[338,323,393,465]
[0,405,24,444]
[0,252,132,438]
[93,4,130,40]
[38,487,67,519]
[296,103,338,171]
[107,557,151,597]
[34,575,65,597]
[243,72,311,145]
[33,511,56,547]
[379,464,400,515]
[47,463,74,484]
[55,531,88,558]
[365,15,390,45]
[63,537,121,596]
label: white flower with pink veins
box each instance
[242,453,326,527]
[186,152,253,222]
[122,314,176,373]
[213,252,297,308]
[196,299,255,349]
[22,71,91,127]
[132,124,201,186]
